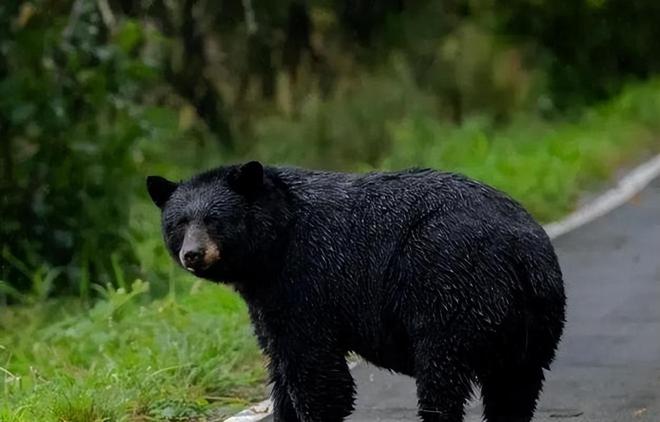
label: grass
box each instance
[1,80,660,421]
[1,205,266,421]
[0,280,266,421]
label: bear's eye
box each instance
[203,215,219,226]
[167,217,188,232]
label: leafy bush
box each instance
[245,56,434,169]
[2,0,660,301]
[495,0,660,107]
[0,4,182,296]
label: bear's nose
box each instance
[181,248,205,270]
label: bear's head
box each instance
[146,161,291,283]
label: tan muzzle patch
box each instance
[179,225,221,271]
[203,241,221,265]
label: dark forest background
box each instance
[2,0,660,296]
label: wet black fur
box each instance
[148,162,566,422]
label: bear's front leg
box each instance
[269,366,301,422]
[273,341,355,422]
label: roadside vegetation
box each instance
[2,1,660,420]
[1,281,264,421]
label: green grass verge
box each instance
[2,81,660,421]
[0,280,265,421]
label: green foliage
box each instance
[0,2,185,295]
[0,280,266,421]
[246,56,433,169]
[2,0,660,297]
[146,399,207,421]
[494,0,660,107]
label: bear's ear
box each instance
[227,161,264,196]
[146,176,178,208]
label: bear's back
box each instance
[274,167,537,236]
[272,166,546,290]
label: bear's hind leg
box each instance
[414,338,474,422]
[480,364,545,422]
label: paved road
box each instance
[348,177,660,421]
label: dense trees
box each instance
[2,0,659,295]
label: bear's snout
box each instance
[181,247,204,270]
[179,225,221,272]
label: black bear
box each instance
[147,161,566,422]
